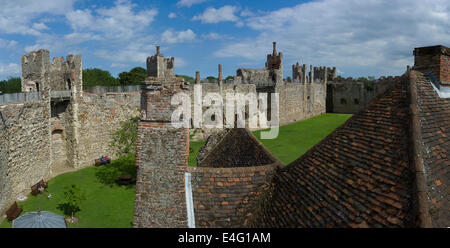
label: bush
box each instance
[95,155,137,186]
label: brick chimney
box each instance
[413,45,450,88]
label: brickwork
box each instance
[133,74,190,227]
[413,45,450,87]
[187,164,277,227]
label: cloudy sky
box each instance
[0,0,449,80]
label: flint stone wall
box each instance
[73,92,140,168]
[0,101,51,216]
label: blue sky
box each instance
[0,0,449,80]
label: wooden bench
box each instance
[94,158,111,166]
[6,202,22,221]
[31,179,48,196]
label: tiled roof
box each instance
[413,71,450,227]
[248,75,416,227]
[197,128,280,168]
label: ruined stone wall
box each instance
[189,83,257,141]
[327,77,395,114]
[187,164,277,227]
[21,50,82,93]
[71,92,140,168]
[277,81,327,126]
[0,100,51,215]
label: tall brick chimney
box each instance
[413,45,450,88]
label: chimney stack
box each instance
[195,71,200,84]
[156,46,160,56]
[218,64,223,84]
[273,42,277,56]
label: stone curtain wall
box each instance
[277,82,327,126]
[327,77,397,114]
[71,92,140,168]
[0,101,51,215]
[187,164,277,227]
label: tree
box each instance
[118,67,146,85]
[176,74,195,84]
[60,185,86,223]
[82,68,119,87]
[109,116,139,158]
[0,77,21,93]
[286,76,292,82]
[225,76,234,81]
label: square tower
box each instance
[146,46,175,79]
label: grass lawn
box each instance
[1,160,136,228]
[253,113,352,164]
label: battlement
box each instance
[146,46,175,79]
[21,49,82,93]
[292,63,337,83]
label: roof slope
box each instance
[197,128,281,167]
[248,75,415,227]
[413,71,450,227]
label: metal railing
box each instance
[0,92,42,105]
[83,85,141,94]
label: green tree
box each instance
[286,76,292,82]
[82,68,119,87]
[109,116,139,158]
[0,77,21,93]
[118,67,146,85]
[225,76,234,81]
[60,185,86,222]
[176,74,195,84]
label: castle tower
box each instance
[146,46,175,79]
[265,42,283,84]
[21,50,82,93]
[134,49,190,227]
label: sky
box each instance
[0,0,449,80]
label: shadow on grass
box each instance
[57,203,80,216]
[94,156,137,188]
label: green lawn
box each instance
[1,160,136,228]
[1,113,350,228]
[253,113,351,164]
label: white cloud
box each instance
[0,39,18,49]
[168,12,177,19]
[215,0,450,77]
[32,23,50,31]
[66,0,158,41]
[175,57,188,68]
[202,32,222,40]
[193,5,239,24]
[177,0,208,8]
[0,0,75,35]
[161,29,196,44]
[0,62,20,76]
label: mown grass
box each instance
[253,113,352,164]
[1,158,136,228]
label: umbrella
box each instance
[13,211,67,228]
